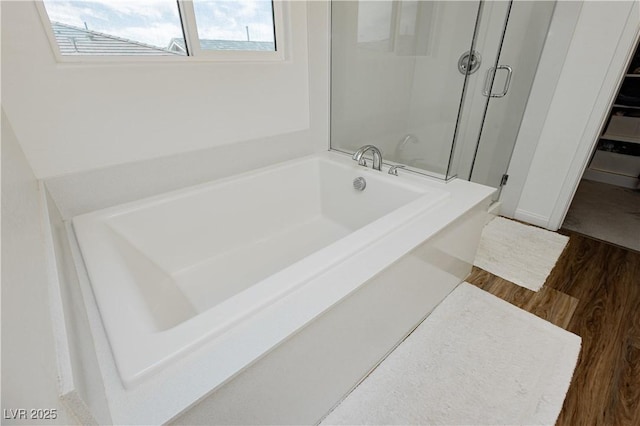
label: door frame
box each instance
[548,4,640,231]
[499,1,640,230]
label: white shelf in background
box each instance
[603,115,640,143]
[600,133,640,144]
[583,168,640,189]
[612,104,640,110]
[589,150,640,176]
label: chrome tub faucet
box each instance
[353,145,383,171]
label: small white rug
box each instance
[321,283,581,426]
[474,216,569,291]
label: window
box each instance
[192,1,276,52]
[38,0,283,61]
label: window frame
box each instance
[35,0,286,63]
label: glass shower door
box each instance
[452,1,556,198]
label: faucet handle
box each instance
[388,165,406,176]
[352,146,369,167]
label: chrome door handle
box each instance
[482,66,496,97]
[482,65,513,98]
[492,65,512,98]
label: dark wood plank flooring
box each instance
[467,230,640,426]
[469,267,579,329]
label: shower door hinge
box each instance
[500,174,509,186]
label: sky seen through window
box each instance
[43,0,275,52]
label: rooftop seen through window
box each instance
[41,0,277,57]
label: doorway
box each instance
[562,35,640,252]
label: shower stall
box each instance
[330,0,556,200]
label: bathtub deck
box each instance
[65,152,496,424]
[173,216,352,312]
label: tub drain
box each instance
[353,177,366,191]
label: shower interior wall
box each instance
[330,1,479,177]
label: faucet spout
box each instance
[352,145,383,171]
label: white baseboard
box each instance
[513,209,552,230]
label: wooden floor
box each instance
[467,230,640,426]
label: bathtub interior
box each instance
[84,157,433,333]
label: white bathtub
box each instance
[72,152,491,392]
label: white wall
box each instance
[499,1,582,218]
[1,109,77,425]
[1,1,325,179]
[502,1,640,229]
[329,1,417,157]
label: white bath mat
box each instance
[474,216,569,291]
[321,283,581,426]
